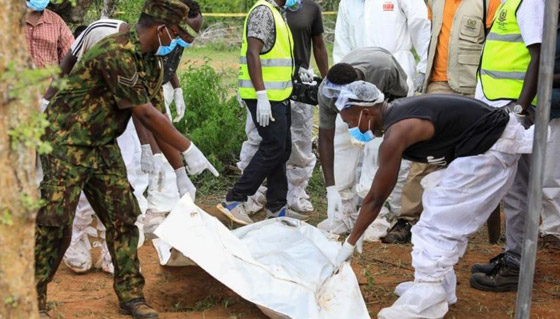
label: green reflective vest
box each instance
[479,0,537,105]
[238,0,294,101]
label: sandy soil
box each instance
[45,206,560,319]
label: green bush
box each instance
[113,0,144,24]
[172,61,246,173]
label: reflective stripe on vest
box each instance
[479,0,537,105]
[238,0,294,101]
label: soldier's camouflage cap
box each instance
[142,0,190,32]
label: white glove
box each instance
[40,98,50,113]
[175,167,196,201]
[140,145,154,174]
[182,143,220,177]
[256,90,274,127]
[298,67,314,83]
[148,153,165,192]
[173,88,186,123]
[326,186,343,225]
[335,239,355,267]
[414,72,425,93]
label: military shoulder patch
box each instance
[118,72,139,87]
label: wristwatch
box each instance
[513,104,526,115]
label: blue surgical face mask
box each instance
[27,0,50,11]
[155,26,176,56]
[173,37,191,49]
[286,0,302,11]
[284,0,300,9]
[347,110,374,147]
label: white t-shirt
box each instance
[71,19,124,61]
[475,0,544,107]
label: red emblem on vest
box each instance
[383,2,394,11]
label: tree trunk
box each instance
[0,1,40,319]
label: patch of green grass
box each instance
[171,295,221,312]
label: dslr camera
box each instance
[290,72,322,105]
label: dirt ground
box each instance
[45,204,560,319]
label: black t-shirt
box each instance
[161,46,184,84]
[383,94,509,166]
[286,0,324,70]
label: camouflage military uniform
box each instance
[35,27,164,310]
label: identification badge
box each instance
[383,1,394,11]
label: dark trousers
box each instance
[227,99,292,211]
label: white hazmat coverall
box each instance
[326,0,430,238]
[379,115,533,318]
[333,0,430,91]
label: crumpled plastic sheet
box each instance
[153,195,370,319]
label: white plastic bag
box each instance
[154,195,370,319]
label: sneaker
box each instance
[39,310,51,319]
[217,201,254,225]
[119,298,158,319]
[265,206,309,221]
[471,253,505,274]
[381,219,412,244]
[470,262,519,292]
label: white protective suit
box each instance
[538,119,560,239]
[237,99,317,214]
[333,0,430,90]
[379,115,534,318]
[324,0,430,239]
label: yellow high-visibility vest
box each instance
[238,0,294,101]
[479,0,536,105]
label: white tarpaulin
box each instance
[153,196,370,319]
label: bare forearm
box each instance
[145,128,162,154]
[312,36,329,78]
[348,199,384,245]
[318,128,336,186]
[133,115,152,145]
[153,114,186,169]
[247,43,265,91]
[133,116,162,153]
[170,73,180,89]
[156,137,184,169]
[247,52,265,91]
[133,107,190,152]
[347,136,405,245]
[518,44,541,108]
